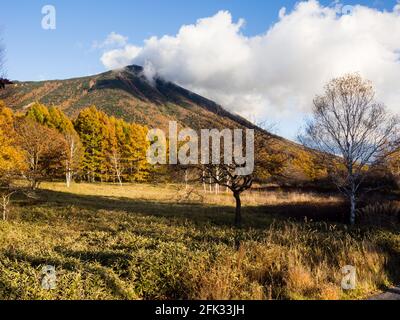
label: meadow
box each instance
[0,182,399,300]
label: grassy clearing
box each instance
[0,182,399,300]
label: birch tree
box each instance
[300,74,400,225]
[110,148,123,186]
[65,132,82,187]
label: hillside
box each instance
[0,65,316,182]
[1,65,261,131]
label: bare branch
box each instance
[299,73,400,225]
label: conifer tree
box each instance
[74,106,106,182]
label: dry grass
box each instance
[358,202,400,227]
[42,182,341,207]
[0,182,398,300]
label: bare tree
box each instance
[202,164,253,228]
[300,74,400,225]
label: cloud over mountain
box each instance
[99,0,400,121]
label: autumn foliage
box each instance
[0,101,152,191]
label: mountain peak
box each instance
[0,65,255,132]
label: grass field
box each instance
[0,182,399,300]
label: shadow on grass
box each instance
[15,188,348,228]
[6,188,400,299]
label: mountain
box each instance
[0,65,316,183]
[1,65,260,131]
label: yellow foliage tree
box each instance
[0,101,27,220]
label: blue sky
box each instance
[0,0,395,81]
[0,0,399,140]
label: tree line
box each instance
[0,102,152,217]
[0,73,399,226]
[178,74,400,227]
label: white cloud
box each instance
[395,1,400,14]
[93,32,128,49]
[143,61,157,85]
[99,1,400,126]
[100,45,142,70]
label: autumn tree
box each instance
[107,117,124,185]
[106,118,150,185]
[0,102,26,219]
[125,123,151,182]
[22,104,150,186]
[74,106,107,182]
[252,127,289,184]
[26,103,83,187]
[74,106,150,183]
[300,74,400,225]
[15,118,67,190]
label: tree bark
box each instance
[1,193,11,221]
[66,138,75,188]
[117,173,122,186]
[2,197,6,221]
[66,170,72,188]
[234,192,242,228]
[350,193,356,226]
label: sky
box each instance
[0,0,399,140]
